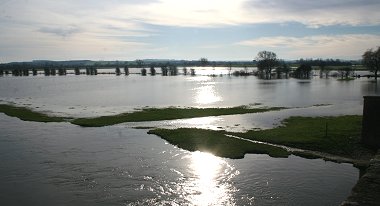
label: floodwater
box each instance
[0,69,379,205]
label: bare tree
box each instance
[256,51,279,79]
[362,47,380,79]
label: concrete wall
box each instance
[362,96,380,149]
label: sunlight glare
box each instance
[186,151,236,206]
[194,84,222,105]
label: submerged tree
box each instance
[169,65,178,76]
[339,66,353,79]
[141,68,147,76]
[115,67,121,76]
[183,67,188,75]
[74,67,80,75]
[150,66,156,76]
[190,68,196,76]
[256,51,279,79]
[161,65,168,76]
[227,62,233,76]
[294,64,312,79]
[362,47,380,79]
[124,65,129,75]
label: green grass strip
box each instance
[148,128,290,159]
[231,115,374,159]
[71,106,285,127]
[0,104,65,123]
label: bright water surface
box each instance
[0,69,379,205]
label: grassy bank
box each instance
[71,106,285,127]
[231,116,374,159]
[148,128,290,159]
[0,104,66,122]
[148,115,374,161]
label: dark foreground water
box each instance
[0,114,358,206]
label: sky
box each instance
[1,0,380,63]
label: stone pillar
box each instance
[362,96,380,149]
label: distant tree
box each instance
[339,66,353,79]
[135,59,144,68]
[44,68,50,76]
[141,68,147,76]
[115,67,121,76]
[256,51,279,79]
[316,59,326,78]
[183,67,188,75]
[190,68,196,76]
[74,67,80,75]
[200,58,208,67]
[91,67,97,75]
[294,64,312,79]
[50,68,56,76]
[362,47,380,79]
[58,68,66,76]
[169,65,178,76]
[23,69,29,76]
[227,62,233,76]
[161,65,168,76]
[124,66,129,75]
[150,66,156,76]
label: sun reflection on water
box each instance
[184,151,238,206]
[194,84,222,105]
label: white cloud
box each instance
[237,34,380,59]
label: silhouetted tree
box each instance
[135,59,144,68]
[58,68,66,76]
[141,68,147,76]
[362,47,380,79]
[91,67,97,75]
[227,62,233,76]
[339,67,353,79]
[190,68,196,76]
[256,51,279,79]
[44,68,50,76]
[124,66,129,75]
[150,66,156,75]
[294,64,312,79]
[74,67,80,75]
[161,65,168,76]
[169,65,178,76]
[22,69,29,76]
[115,67,121,76]
[200,58,208,67]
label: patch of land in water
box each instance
[0,104,66,122]
[148,128,290,159]
[148,115,375,162]
[0,103,374,162]
[0,103,286,127]
[230,116,374,161]
[70,105,286,127]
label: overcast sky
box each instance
[1,0,380,62]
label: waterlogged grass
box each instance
[71,106,285,127]
[148,128,290,159]
[232,115,374,159]
[0,104,65,122]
